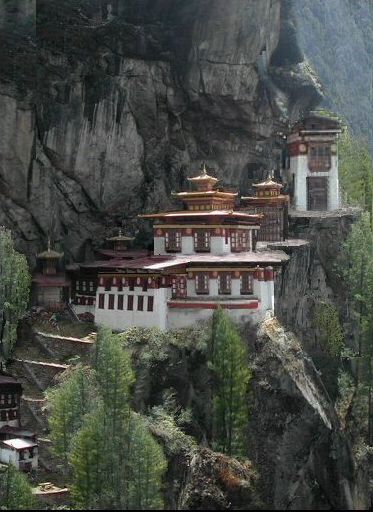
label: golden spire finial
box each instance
[202,162,208,175]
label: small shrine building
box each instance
[0,373,38,471]
[32,242,70,310]
[240,174,289,242]
[285,112,342,211]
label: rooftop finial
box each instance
[118,228,123,237]
[47,238,51,252]
[202,162,208,175]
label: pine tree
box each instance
[209,308,251,457]
[339,213,373,445]
[0,464,36,510]
[0,227,31,361]
[48,328,167,509]
[46,364,99,463]
[339,130,373,220]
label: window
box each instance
[127,295,134,310]
[165,230,181,252]
[219,273,231,295]
[118,295,124,310]
[147,296,154,312]
[195,273,209,294]
[194,230,210,252]
[98,294,105,309]
[89,281,94,292]
[308,143,331,172]
[172,277,187,299]
[137,296,144,311]
[129,278,135,291]
[105,278,111,291]
[108,295,115,310]
[76,281,80,291]
[241,273,254,295]
[231,231,248,252]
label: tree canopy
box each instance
[209,308,251,457]
[47,327,167,509]
[0,227,31,361]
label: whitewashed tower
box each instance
[285,112,342,211]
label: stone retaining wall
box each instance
[33,331,94,363]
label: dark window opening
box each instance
[127,295,134,310]
[195,273,209,294]
[118,295,124,310]
[147,296,154,312]
[219,273,231,295]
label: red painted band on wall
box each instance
[168,301,259,310]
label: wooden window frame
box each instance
[108,294,115,310]
[195,273,209,295]
[241,273,254,295]
[308,143,332,172]
[165,230,182,252]
[218,272,232,295]
[98,294,105,309]
[194,230,211,252]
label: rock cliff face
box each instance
[0,0,321,262]
[291,0,373,145]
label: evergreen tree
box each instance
[314,302,345,357]
[48,327,167,509]
[46,364,99,463]
[339,130,373,220]
[0,464,36,510]
[209,308,251,457]
[339,212,373,445]
[0,227,31,361]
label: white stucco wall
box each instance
[0,419,19,429]
[72,304,96,316]
[290,154,340,211]
[0,447,17,466]
[167,303,265,329]
[95,287,171,331]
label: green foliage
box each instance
[339,130,373,219]
[339,212,373,444]
[209,309,251,457]
[339,212,373,330]
[120,325,209,367]
[314,302,345,357]
[0,228,31,360]
[0,464,36,510]
[46,365,99,462]
[48,328,167,509]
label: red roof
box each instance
[95,249,150,259]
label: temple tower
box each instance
[241,174,289,242]
[285,112,342,211]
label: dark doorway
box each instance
[307,177,328,211]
